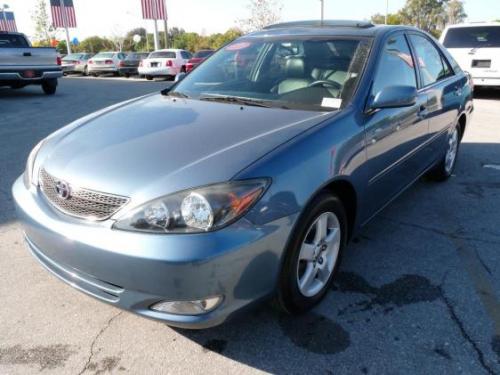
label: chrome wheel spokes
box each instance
[297,211,341,297]
[445,128,459,174]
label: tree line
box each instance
[371,0,467,37]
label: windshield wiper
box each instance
[198,94,273,108]
[160,86,190,98]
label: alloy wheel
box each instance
[445,127,459,174]
[296,211,341,297]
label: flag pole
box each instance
[59,0,72,54]
[163,1,168,49]
[153,19,159,50]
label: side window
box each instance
[372,34,417,96]
[181,51,191,59]
[409,34,451,86]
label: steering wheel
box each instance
[307,80,342,90]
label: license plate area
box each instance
[23,70,36,78]
[472,60,491,68]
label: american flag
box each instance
[50,0,77,28]
[0,11,17,32]
[141,0,167,20]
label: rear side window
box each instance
[0,34,29,48]
[149,51,176,58]
[443,26,500,48]
[180,51,192,59]
[409,34,452,87]
[372,34,417,96]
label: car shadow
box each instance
[473,87,500,100]
[171,142,500,374]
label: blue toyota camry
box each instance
[13,20,473,328]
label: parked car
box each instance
[13,21,473,329]
[186,49,214,72]
[87,51,127,77]
[0,31,62,94]
[118,52,150,77]
[138,49,192,80]
[440,22,500,87]
[61,53,94,75]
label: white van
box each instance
[440,22,500,87]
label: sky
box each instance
[5,0,500,41]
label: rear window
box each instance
[193,50,214,58]
[63,53,85,60]
[126,53,149,60]
[149,51,176,58]
[443,26,500,48]
[0,34,29,48]
[93,52,115,58]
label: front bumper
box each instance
[12,176,296,328]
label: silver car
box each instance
[61,53,94,75]
[87,51,127,77]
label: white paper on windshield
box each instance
[321,98,342,109]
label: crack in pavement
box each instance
[439,280,496,375]
[77,311,123,375]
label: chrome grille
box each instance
[39,168,129,220]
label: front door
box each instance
[362,32,429,220]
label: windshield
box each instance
[172,37,371,111]
[149,51,176,58]
[193,50,214,58]
[443,26,500,48]
[93,52,115,59]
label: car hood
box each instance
[40,93,330,203]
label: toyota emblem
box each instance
[55,180,71,200]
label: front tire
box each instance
[277,193,347,314]
[146,75,153,81]
[427,124,461,181]
[41,79,57,95]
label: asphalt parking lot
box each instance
[0,78,499,374]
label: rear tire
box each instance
[277,193,347,314]
[41,79,57,95]
[146,75,153,81]
[427,123,461,181]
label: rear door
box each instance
[363,32,429,216]
[408,33,463,158]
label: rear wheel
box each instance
[41,79,57,95]
[427,124,461,181]
[277,193,347,313]
[146,75,153,81]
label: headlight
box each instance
[113,179,270,233]
[23,140,45,188]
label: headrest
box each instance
[285,57,305,78]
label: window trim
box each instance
[406,32,456,90]
[369,31,419,98]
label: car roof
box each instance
[443,22,500,29]
[152,49,183,52]
[248,20,420,39]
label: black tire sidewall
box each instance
[42,79,57,95]
[278,193,347,313]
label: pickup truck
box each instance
[0,31,63,95]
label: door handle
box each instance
[417,104,428,119]
[23,52,32,57]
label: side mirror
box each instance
[368,85,417,111]
[175,72,187,82]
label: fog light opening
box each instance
[150,296,223,315]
